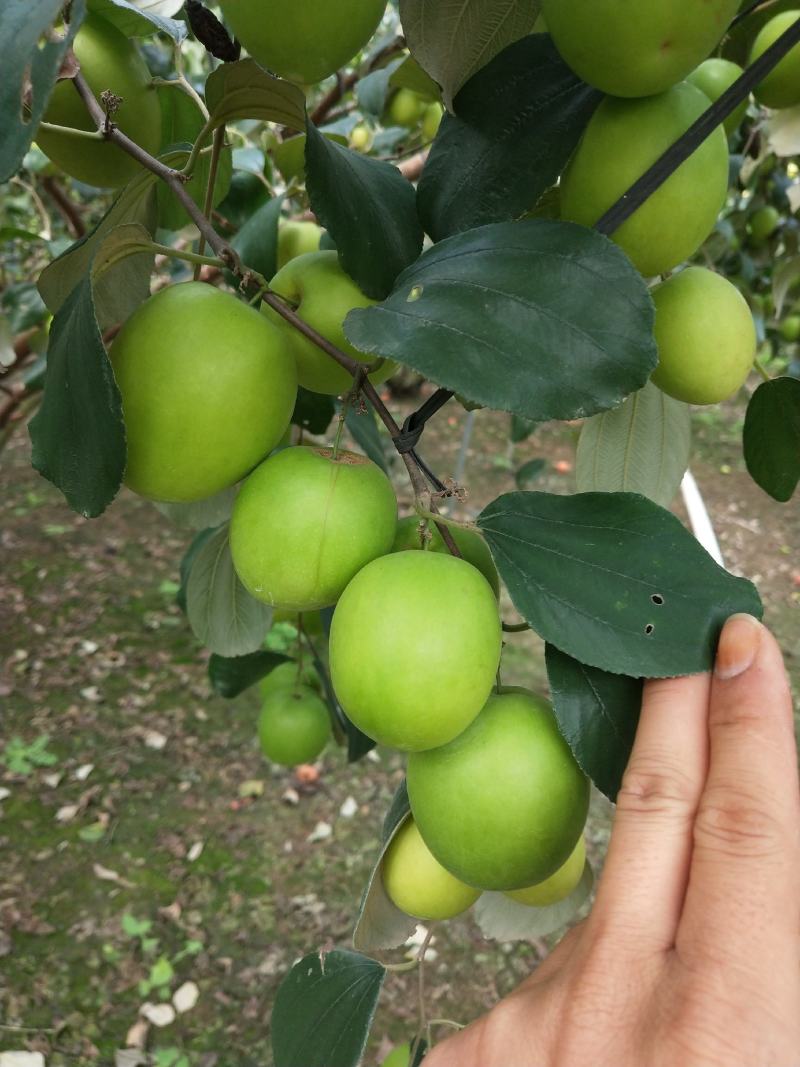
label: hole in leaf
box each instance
[644,623,655,636]
[407,285,423,303]
[651,594,664,606]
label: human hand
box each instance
[426,614,800,1067]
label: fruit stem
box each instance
[331,408,347,461]
[195,126,226,279]
[753,359,772,384]
[147,243,225,271]
[428,1019,465,1032]
[38,122,104,141]
[502,620,531,633]
[154,64,210,123]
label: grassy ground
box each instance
[1,394,797,1066]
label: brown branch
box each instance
[309,37,406,126]
[41,176,85,238]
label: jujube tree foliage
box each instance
[2,1,800,1063]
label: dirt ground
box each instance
[1,393,797,1066]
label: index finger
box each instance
[677,615,800,964]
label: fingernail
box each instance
[715,614,763,681]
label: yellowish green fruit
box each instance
[349,123,373,151]
[650,267,756,405]
[329,552,502,752]
[258,685,331,766]
[687,58,748,135]
[542,0,738,97]
[277,220,324,270]
[749,11,800,109]
[505,836,586,907]
[560,83,729,278]
[259,660,322,699]
[110,284,297,503]
[271,609,325,635]
[392,516,499,597]
[407,689,590,890]
[381,1045,411,1067]
[422,102,445,141]
[217,0,387,84]
[386,89,426,128]
[780,314,800,341]
[230,446,397,611]
[38,13,161,187]
[264,251,395,394]
[748,205,780,244]
[382,817,481,921]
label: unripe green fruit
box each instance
[264,251,396,395]
[329,552,502,752]
[780,315,800,342]
[688,58,749,135]
[421,102,444,141]
[561,83,729,278]
[258,686,331,766]
[407,689,589,891]
[38,13,162,187]
[750,11,800,109]
[110,283,297,503]
[542,0,738,98]
[748,205,781,244]
[217,0,387,84]
[386,89,426,128]
[259,660,322,699]
[505,836,586,907]
[382,817,481,921]
[277,221,324,271]
[381,1045,411,1067]
[650,267,756,405]
[230,446,397,611]
[392,516,499,597]
[349,123,373,151]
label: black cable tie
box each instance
[595,16,800,238]
[394,388,454,453]
[185,1,241,63]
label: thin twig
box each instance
[41,176,85,238]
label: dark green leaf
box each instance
[305,121,424,300]
[155,486,237,530]
[417,36,601,241]
[743,377,800,502]
[344,405,388,473]
[545,645,642,801]
[217,170,270,231]
[209,650,291,699]
[400,0,540,110]
[474,860,594,941]
[410,1040,428,1067]
[38,172,159,329]
[353,782,416,952]
[292,388,336,435]
[272,949,386,1067]
[576,381,692,508]
[229,194,284,285]
[511,414,537,444]
[186,524,273,656]
[0,0,86,182]
[176,527,218,614]
[157,144,232,231]
[345,220,657,422]
[515,458,546,488]
[29,277,125,518]
[389,55,442,102]
[90,222,157,328]
[478,490,762,677]
[356,57,405,116]
[205,59,306,132]
[87,0,187,39]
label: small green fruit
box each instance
[230,446,397,611]
[259,661,322,699]
[748,205,781,245]
[750,11,800,109]
[217,0,387,84]
[542,0,739,97]
[421,102,444,141]
[258,686,331,766]
[687,58,748,135]
[391,516,499,597]
[382,817,481,921]
[650,267,756,405]
[110,284,297,503]
[38,13,162,187]
[560,82,729,278]
[277,221,324,270]
[780,315,800,342]
[349,123,373,151]
[386,89,426,128]
[264,251,395,395]
[407,688,589,890]
[505,836,586,907]
[329,552,502,752]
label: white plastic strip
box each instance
[680,468,724,567]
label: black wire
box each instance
[394,387,454,453]
[595,16,800,237]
